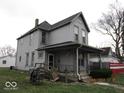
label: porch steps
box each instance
[59,73,78,82]
[80,73,90,83]
[59,73,90,82]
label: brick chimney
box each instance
[35,18,39,27]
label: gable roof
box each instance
[0,55,15,59]
[100,47,111,56]
[50,12,81,30]
[38,21,52,30]
[17,12,90,40]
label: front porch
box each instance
[46,49,88,74]
[37,41,102,80]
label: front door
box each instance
[48,54,54,69]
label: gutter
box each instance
[76,44,82,80]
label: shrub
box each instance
[89,68,112,79]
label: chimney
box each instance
[35,18,39,27]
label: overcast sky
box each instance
[0,0,124,49]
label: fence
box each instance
[109,63,124,84]
[90,62,110,70]
[34,63,75,73]
[109,63,124,74]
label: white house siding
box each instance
[16,30,45,70]
[0,56,15,67]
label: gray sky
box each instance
[0,0,124,49]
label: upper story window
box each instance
[29,33,33,46]
[42,31,46,44]
[81,29,86,43]
[20,38,23,45]
[74,25,79,42]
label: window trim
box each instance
[81,29,85,37]
[38,51,44,58]
[20,38,23,45]
[74,25,79,41]
[81,29,86,43]
[42,31,46,44]
[74,25,79,35]
[19,56,21,62]
[29,33,33,46]
[2,60,6,64]
[25,52,29,66]
[31,51,35,66]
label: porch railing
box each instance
[34,63,75,73]
[57,64,75,73]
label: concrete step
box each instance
[80,74,90,83]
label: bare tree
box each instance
[94,2,124,60]
[0,45,16,57]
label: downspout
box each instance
[76,44,82,80]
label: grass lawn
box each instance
[113,74,124,85]
[0,68,124,93]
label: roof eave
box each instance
[50,22,71,31]
[71,12,90,32]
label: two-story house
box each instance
[16,12,102,79]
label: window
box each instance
[42,32,46,44]
[74,26,79,41]
[29,33,33,45]
[19,56,21,62]
[2,60,6,64]
[82,29,86,43]
[38,51,44,58]
[31,52,35,66]
[25,53,29,66]
[20,39,23,45]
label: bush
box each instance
[89,68,112,79]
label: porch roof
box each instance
[37,41,103,53]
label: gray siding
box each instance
[16,15,89,71]
[70,16,89,45]
[47,24,73,45]
[16,30,44,70]
[51,50,75,72]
